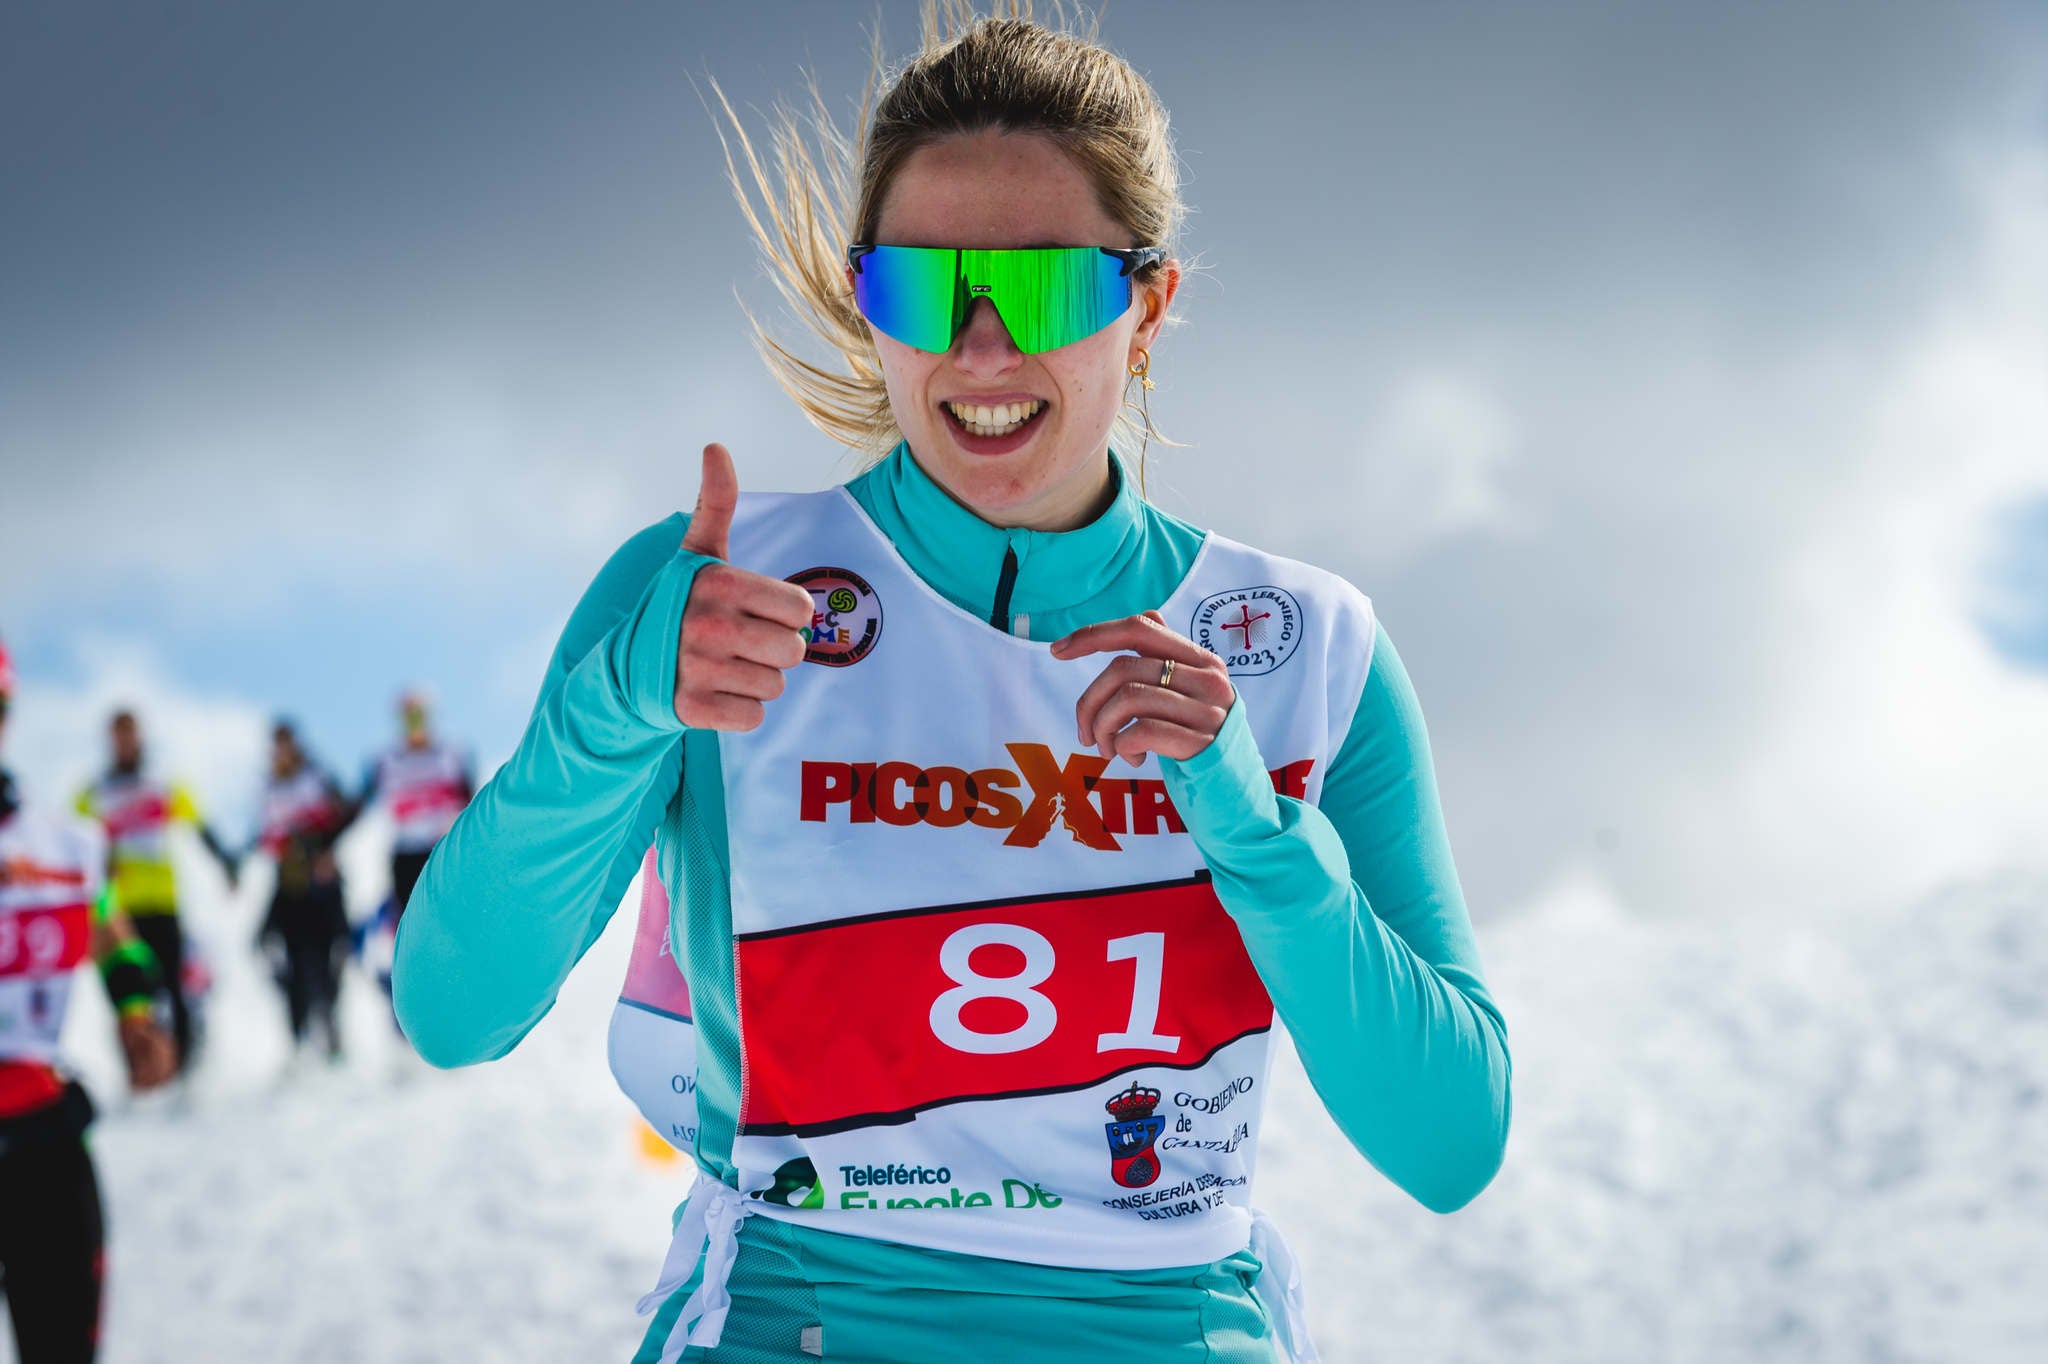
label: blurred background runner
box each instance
[74,708,238,1076]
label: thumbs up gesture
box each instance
[674,443,816,730]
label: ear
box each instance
[1133,259,1181,353]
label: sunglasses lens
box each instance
[969,248,1132,354]
[853,247,1137,355]
[852,247,963,353]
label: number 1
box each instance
[1097,932,1181,1053]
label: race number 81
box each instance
[928,923,1182,1056]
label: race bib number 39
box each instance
[0,903,91,979]
[735,873,1272,1136]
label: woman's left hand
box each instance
[1050,609,1236,765]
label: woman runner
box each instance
[394,5,1512,1360]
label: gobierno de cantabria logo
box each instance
[1103,1080,1167,1189]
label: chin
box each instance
[951,467,1043,519]
[912,437,1023,500]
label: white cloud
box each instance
[0,338,789,623]
[1347,370,1525,567]
[1509,146,2048,923]
[1673,151,2048,917]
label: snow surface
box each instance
[21,840,2047,1364]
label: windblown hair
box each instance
[703,0,1190,483]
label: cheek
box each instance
[875,342,941,412]
[1047,338,1128,417]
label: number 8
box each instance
[929,923,1058,1055]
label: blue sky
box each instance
[3,0,2045,918]
[1983,494,2048,665]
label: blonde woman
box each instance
[393,5,1512,1360]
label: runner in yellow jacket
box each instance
[75,709,237,1069]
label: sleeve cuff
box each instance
[1158,697,1282,851]
[617,546,720,732]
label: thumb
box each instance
[681,442,739,560]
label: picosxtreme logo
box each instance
[799,745,1314,851]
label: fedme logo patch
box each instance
[789,566,882,668]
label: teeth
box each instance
[946,399,1044,437]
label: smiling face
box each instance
[853,129,1180,531]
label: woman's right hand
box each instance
[674,443,815,731]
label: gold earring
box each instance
[1126,348,1157,499]
[1128,348,1155,391]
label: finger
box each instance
[731,611,809,670]
[691,563,815,633]
[676,690,767,732]
[680,443,739,560]
[742,574,819,632]
[692,654,790,703]
[1090,684,1228,760]
[684,607,808,671]
[1051,614,1215,667]
[1072,654,1160,746]
[1112,717,1217,766]
[1073,652,1233,746]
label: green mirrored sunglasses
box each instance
[847,244,1167,355]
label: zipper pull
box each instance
[990,545,1020,633]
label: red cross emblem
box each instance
[1221,604,1270,649]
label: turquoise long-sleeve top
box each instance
[392,440,1512,1227]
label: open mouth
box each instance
[942,399,1048,440]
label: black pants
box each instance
[282,929,346,1054]
[129,913,194,1069]
[0,1085,105,1363]
[267,885,349,1055]
[390,849,433,926]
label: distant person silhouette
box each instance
[358,690,472,932]
[1,635,178,1363]
[74,709,237,1072]
[252,719,359,1067]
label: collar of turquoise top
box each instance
[844,437,1149,633]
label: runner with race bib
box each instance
[394,9,1513,1361]
[1,635,179,1363]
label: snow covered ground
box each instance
[24,851,2048,1363]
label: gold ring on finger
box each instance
[1158,657,1176,689]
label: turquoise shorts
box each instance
[633,1213,1284,1363]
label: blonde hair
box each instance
[701,0,1191,488]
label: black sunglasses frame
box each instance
[845,244,1169,277]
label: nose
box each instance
[951,296,1023,377]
